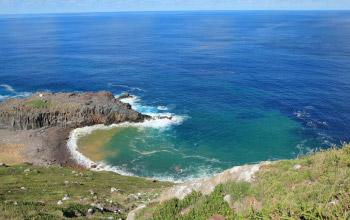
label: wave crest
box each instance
[0,84,32,101]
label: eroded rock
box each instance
[0,91,150,130]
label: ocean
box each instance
[1,11,350,181]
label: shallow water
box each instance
[1,11,350,181]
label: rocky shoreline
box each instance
[0,91,149,166]
[0,91,274,219]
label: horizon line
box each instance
[1,9,350,16]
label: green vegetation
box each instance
[0,165,172,219]
[25,99,50,109]
[137,144,350,219]
[2,145,350,219]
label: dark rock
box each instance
[118,92,131,99]
[157,115,172,120]
[0,163,8,167]
[104,205,122,214]
[0,91,150,130]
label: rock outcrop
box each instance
[158,162,271,201]
[0,91,149,130]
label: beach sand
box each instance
[0,128,76,166]
[0,143,25,165]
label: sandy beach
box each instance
[0,127,76,166]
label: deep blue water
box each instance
[1,11,350,180]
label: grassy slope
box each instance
[0,165,172,220]
[25,99,51,109]
[137,144,350,220]
[1,145,349,219]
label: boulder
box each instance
[0,163,8,167]
[118,92,131,99]
[293,164,302,170]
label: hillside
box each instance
[1,144,349,219]
[137,144,350,219]
[0,164,172,219]
[0,92,349,219]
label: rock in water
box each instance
[118,92,131,99]
[0,91,150,130]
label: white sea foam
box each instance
[0,84,16,93]
[67,123,215,183]
[67,93,190,182]
[132,149,175,156]
[108,83,145,92]
[117,94,187,128]
[117,95,140,106]
[0,84,31,101]
[182,155,224,164]
[157,105,168,111]
[0,95,9,101]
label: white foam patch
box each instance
[67,123,212,183]
[68,124,227,182]
[132,149,175,156]
[117,94,188,128]
[0,84,16,93]
[0,84,31,101]
[182,155,224,164]
[68,93,190,182]
[67,119,186,173]
[157,105,168,111]
[117,95,139,106]
[0,95,9,100]
[108,83,145,92]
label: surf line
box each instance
[67,93,187,181]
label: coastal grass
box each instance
[137,144,350,219]
[1,145,350,219]
[25,99,50,109]
[24,98,80,111]
[0,164,172,219]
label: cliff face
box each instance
[0,92,149,130]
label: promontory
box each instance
[0,91,149,166]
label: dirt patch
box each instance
[0,128,76,166]
[0,143,25,164]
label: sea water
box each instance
[1,11,350,181]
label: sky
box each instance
[0,0,349,14]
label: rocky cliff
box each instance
[0,91,149,130]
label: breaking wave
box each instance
[67,93,193,182]
[0,84,31,101]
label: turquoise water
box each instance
[100,107,302,180]
[1,11,350,180]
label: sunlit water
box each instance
[1,11,350,181]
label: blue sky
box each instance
[0,0,349,14]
